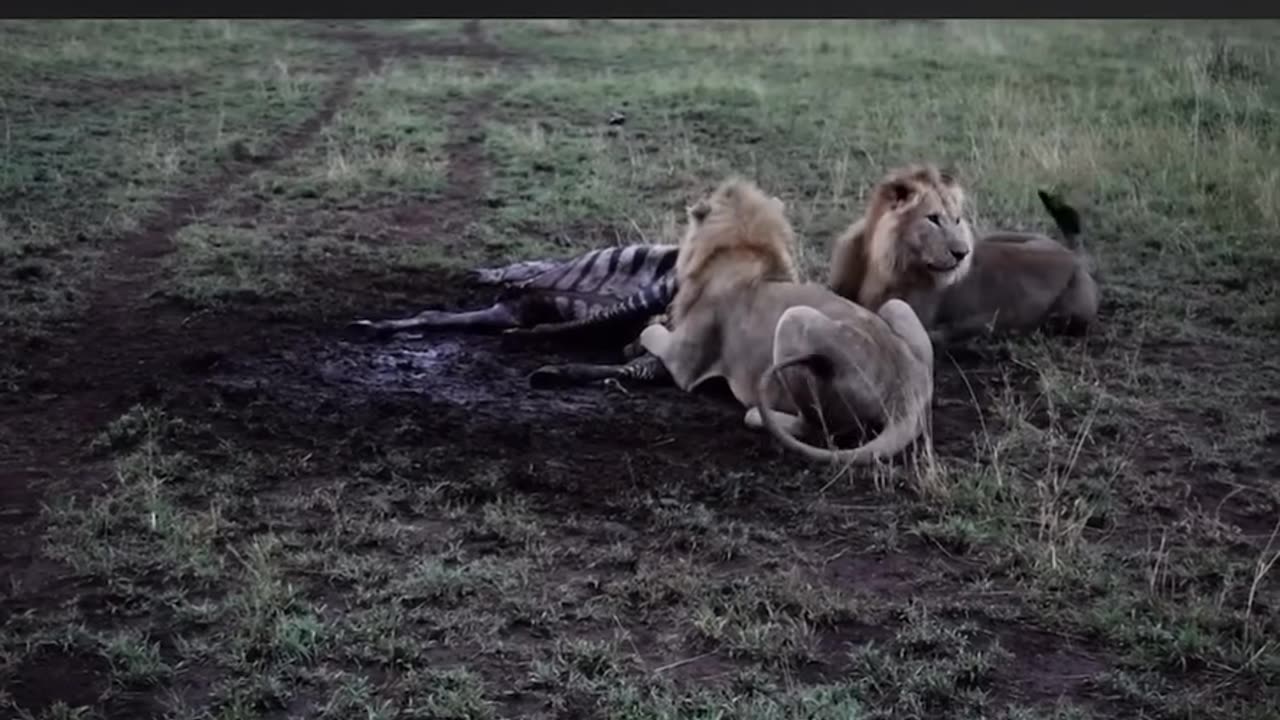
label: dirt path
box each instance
[0,20,508,599]
[384,92,496,242]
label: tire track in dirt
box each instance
[373,19,503,248]
[0,25,389,589]
[380,92,497,244]
[314,18,519,66]
[0,19,516,598]
[0,24,515,717]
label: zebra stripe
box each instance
[541,248,595,290]
[566,248,603,291]
[470,243,679,324]
[605,245,623,277]
[628,245,651,276]
[513,272,678,337]
[579,246,624,294]
[652,247,677,281]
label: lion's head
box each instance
[671,176,799,322]
[868,164,974,282]
[677,176,798,286]
[829,163,975,309]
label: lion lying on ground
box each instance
[638,176,935,465]
[829,163,1098,347]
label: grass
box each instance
[158,54,499,318]
[1,18,1279,720]
[0,21,339,344]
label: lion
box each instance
[639,176,935,464]
[828,163,1098,347]
[828,164,974,310]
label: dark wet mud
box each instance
[206,332,710,425]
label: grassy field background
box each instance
[1,19,1278,720]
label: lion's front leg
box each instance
[931,311,1000,347]
[638,324,686,388]
[640,322,715,392]
[639,323,673,359]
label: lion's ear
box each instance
[882,179,916,209]
[687,199,712,223]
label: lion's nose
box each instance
[950,247,969,262]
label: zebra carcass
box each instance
[347,244,678,387]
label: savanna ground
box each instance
[1,18,1278,720]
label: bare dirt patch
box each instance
[989,624,1108,707]
[8,650,113,713]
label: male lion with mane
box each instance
[639,176,935,465]
[829,163,1098,347]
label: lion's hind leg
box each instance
[1045,267,1099,337]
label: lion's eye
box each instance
[926,213,942,226]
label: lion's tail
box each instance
[1036,190,1083,251]
[1036,189,1101,280]
[754,356,929,466]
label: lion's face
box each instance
[879,172,974,284]
[901,203,973,277]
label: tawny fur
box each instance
[829,163,1098,346]
[668,180,800,325]
[829,163,975,312]
[640,176,935,465]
